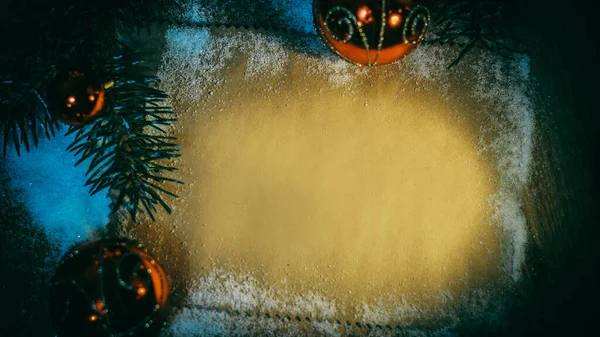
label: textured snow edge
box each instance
[157,24,533,335]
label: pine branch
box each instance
[425,0,525,68]
[0,80,61,156]
[67,50,182,221]
[0,0,180,157]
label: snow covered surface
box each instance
[154,22,534,337]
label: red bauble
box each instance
[47,69,108,126]
[314,0,431,66]
[50,239,169,337]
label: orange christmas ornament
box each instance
[50,239,169,337]
[47,69,109,126]
[314,0,431,66]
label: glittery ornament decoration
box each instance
[47,69,109,126]
[50,239,169,337]
[314,0,430,66]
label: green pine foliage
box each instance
[0,79,60,156]
[66,51,182,221]
[1,0,182,220]
[424,0,524,68]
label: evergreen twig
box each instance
[425,0,524,68]
[1,0,182,220]
[66,49,182,221]
[0,0,178,157]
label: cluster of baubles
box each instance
[44,3,431,336]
